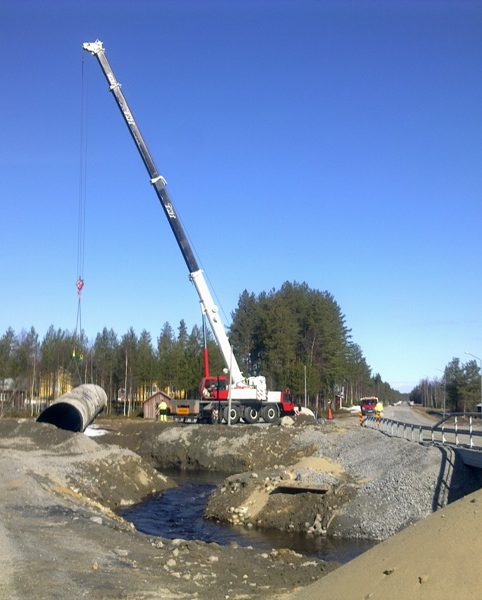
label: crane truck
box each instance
[83,40,295,424]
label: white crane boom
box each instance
[83,40,244,385]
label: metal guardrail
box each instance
[364,412,482,451]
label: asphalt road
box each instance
[383,403,436,427]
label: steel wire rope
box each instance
[73,52,89,383]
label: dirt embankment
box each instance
[96,418,320,471]
[284,486,482,600]
[0,419,173,510]
[0,419,333,600]
[2,415,482,600]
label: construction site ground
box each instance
[1,413,481,599]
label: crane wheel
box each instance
[243,406,259,424]
[223,405,241,424]
[260,404,279,424]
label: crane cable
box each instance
[73,53,88,368]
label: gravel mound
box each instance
[294,424,477,540]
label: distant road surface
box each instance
[383,403,435,427]
[382,403,482,449]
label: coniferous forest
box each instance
[1,281,413,415]
[410,357,481,414]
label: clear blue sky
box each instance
[1,0,481,393]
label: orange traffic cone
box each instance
[327,403,334,420]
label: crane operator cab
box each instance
[201,376,228,400]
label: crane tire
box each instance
[260,404,279,424]
[243,406,259,424]
[223,404,241,424]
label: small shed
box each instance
[143,391,173,420]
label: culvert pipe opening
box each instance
[37,384,107,432]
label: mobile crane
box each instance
[83,40,294,424]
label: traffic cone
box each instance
[327,403,334,420]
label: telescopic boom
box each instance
[83,40,244,384]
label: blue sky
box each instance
[1,0,481,392]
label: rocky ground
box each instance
[96,414,481,540]
[1,413,481,599]
[0,418,333,600]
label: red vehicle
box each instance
[359,396,378,415]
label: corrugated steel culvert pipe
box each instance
[37,384,107,432]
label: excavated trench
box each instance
[97,419,376,560]
[120,471,376,564]
[98,417,480,560]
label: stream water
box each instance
[121,471,375,564]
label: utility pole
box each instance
[225,346,233,426]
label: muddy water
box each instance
[121,471,375,564]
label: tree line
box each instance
[0,281,404,415]
[410,356,481,413]
[0,321,224,414]
[229,282,403,406]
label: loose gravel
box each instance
[294,423,479,540]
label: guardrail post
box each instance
[367,412,482,454]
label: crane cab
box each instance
[200,376,228,400]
